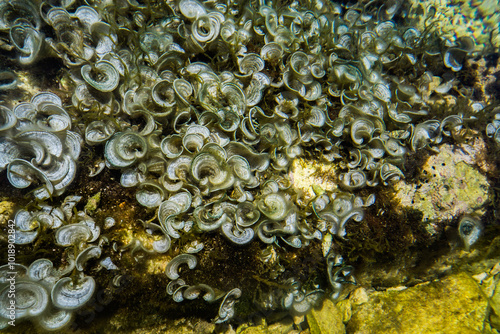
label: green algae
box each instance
[0,0,499,333]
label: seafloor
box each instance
[0,0,500,333]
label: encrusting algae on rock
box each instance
[393,138,490,229]
[0,0,499,333]
[344,273,488,334]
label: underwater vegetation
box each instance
[0,0,499,332]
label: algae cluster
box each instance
[0,0,499,333]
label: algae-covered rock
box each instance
[0,200,14,224]
[104,310,215,334]
[393,140,489,229]
[346,273,488,333]
[85,191,102,213]
[267,318,295,334]
[290,158,337,201]
[235,317,296,334]
[0,201,15,243]
[306,298,345,334]
[335,286,369,325]
[489,274,500,330]
[236,318,269,334]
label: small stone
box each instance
[349,287,368,306]
[472,272,488,283]
[104,216,116,229]
[236,318,269,334]
[85,191,102,213]
[293,315,305,326]
[490,262,500,276]
[479,275,498,298]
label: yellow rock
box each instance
[349,287,368,306]
[268,318,295,334]
[489,277,500,330]
[236,325,269,334]
[0,201,15,225]
[335,299,352,323]
[346,273,488,333]
[236,318,269,334]
[307,298,345,334]
[491,313,500,331]
[236,317,298,334]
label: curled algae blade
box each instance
[165,254,197,280]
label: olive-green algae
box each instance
[345,273,488,334]
[2,134,496,332]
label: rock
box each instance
[105,312,215,334]
[489,275,500,330]
[268,318,295,334]
[335,299,352,323]
[289,158,337,201]
[0,201,15,243]
[346,273,487,333]
[306,298,345,334]
[393,140,489,226]
[233,318,299,334]
[236,319,269,334]
[0,200,14,225]
[85,191,102,213]
[349,287,369,306]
